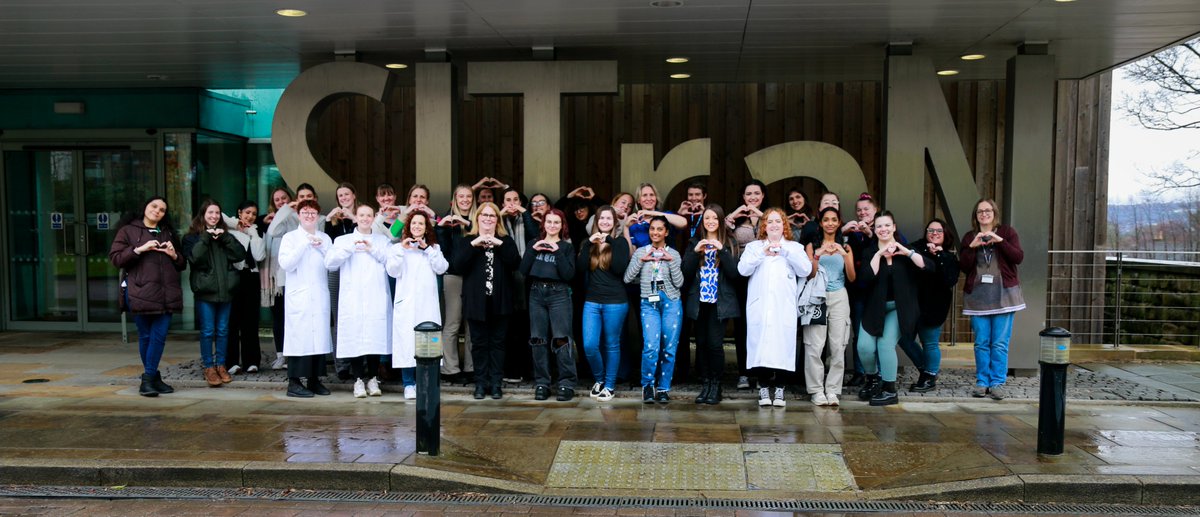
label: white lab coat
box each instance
[277,228,333,357]
[386,242,449,368]
[325,229,393,358]
[738,239,812,371]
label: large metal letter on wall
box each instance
[416,63,455,209]
[468,61,617,197]
[744,141,869,208]
[620,138,711,198]
[272,62,393,202]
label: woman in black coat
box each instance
[681,204,740,405]
[452,201,521,400]
[899,218,960,392]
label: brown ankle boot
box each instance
[203,367,222,387]
[215,365,232,383]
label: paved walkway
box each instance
[2,331,1200,506]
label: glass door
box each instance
[3,145,156,330]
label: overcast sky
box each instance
[1108,68,1199,204]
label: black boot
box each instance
[287,377,314,398]
[857,374,882,401]
[139,373,158,397]
[870,381,899,406]
[846,372,865,387]
[705,381,723,405]
[474,384,487,400]
[910,372,937,393]
[307,378,331,396]
[695,380,712,404]
[151,372,174,394]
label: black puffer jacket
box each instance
[183,230,246,303]
[108,221,186,314]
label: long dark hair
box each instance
[734,179,767,227]
[187,199,231,235]
[698,204,730,244]
[589,205,620,271]
[116,195,174,234]
[785,187,812,220]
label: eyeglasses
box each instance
[926,228,944,234]
[977,209,994,214]
[478,213,498,218]
[299,211,319,217]
[531,201,547,207]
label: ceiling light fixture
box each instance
[275,9,307,17]
[385,63,408,69]
[670,73,690,79]
[937,70,960,76]
[665,57,689,64]
[650,0,684,7]
[1054,0,1075,2]
[960,54,986,61]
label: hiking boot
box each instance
[139,373,158,397]
[215,365,232,384]
[989,385,1007,400]
[307,379,331,396]
[287,378,313,398]
[151,372,174,394]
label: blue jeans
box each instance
[897,325,944,375]
[857,301,899,382]
[639,292,683,391]
[196,300,232,368]
[582,301,629,390]
[401,367,415,387]
[971,312,1014,387]
[134,313,172,376]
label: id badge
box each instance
[981,274,995,284]
[648,294,661,303]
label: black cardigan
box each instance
[451,234,521,320]
[857,241,933,341]
[911,238,961,328]
[681,237,741,321]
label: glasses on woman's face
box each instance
[977,208,994,214]
[478,212,498,219]
[531,200,547,207]
[299,211,319,218]
[926,228,944,234]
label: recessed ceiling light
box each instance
[665,57,689,64]
[275,9,307,17]
[670,73,690,79]
[385,63,408,69]
[960,54,986,61]
[650,0,684,7]
[1054,0,1075,2]
[937,70,960,76]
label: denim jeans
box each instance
[971,312,1014,387]
[134,313,172,376]
[582,301,628,390]
[640,292,683,391]
[897,325,944,375]
[857,301,899,382]
[196,300,232,368]
[401,367,415,387]
[530,282,577,389]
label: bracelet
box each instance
[907,249,915,257]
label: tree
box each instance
[1119,38,1200,192]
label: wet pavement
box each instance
[2,331,1200,505]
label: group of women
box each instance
[109,177,1024,408]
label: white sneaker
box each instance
[811,392,829,406]
[271,355,287,370]
[403,385,416,400]
[596,387,614,401]
[758,387,772,407]
[826,393,840,406]
[738,376,751,389]
[367,377,382,397]
[353,379,367,398]
[772,387,787,408]
[589,382,602,398]
[246,365,259,373]
[227,365,242,375]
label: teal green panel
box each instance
[206,89,282,139]
[0,89,202,129]
[198,90,252,137]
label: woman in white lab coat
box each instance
[738,207,812,409]
[387,210,449,400]
[325,204,393,399]
[276,199,333,398]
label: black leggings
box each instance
[693,303,727,382]
[349,355,381,381]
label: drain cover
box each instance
[21,378,50,384]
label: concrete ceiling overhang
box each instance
[1,0,1198,88]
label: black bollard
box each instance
[413,321,444,456]
[415,356,441,455]
[1036,327,1071,456]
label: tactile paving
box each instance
[743,443,857,491]
[547,441,746,490]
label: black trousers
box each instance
[693,302,727,382]
[271,291,285,353]
[349,355,380,381]
[752,366,789,389]
[288,354,326,379]
[226,269,261,369]
[468,314,508,389]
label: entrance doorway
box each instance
[3,144,157,331]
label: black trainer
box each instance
[694,381,711,404]
[535,385,551,401]
[556,386,575,402]
[910,372,937,393]
[138,373,158,397]
[307,379,331,396]
[287,378,314,398]
[491,386,503,399]
[655,390,670,404]
[642,385,655,404]
[151,372,174,394]
[474,384,486,399]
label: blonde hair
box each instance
[637,183,660,210]
[467,202,508,237]
[756,208,791,241]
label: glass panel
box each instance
[195,133,246,208]
[4,150,79,322]
[163,133,195,330]
[82,149,157,324]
